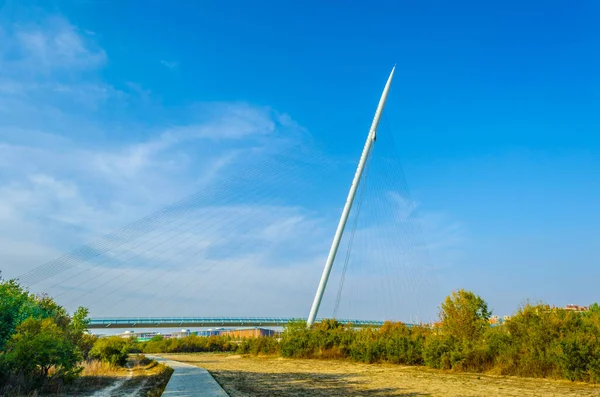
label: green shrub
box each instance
[140,334,236,354]
[237,337,279,355]
[89,337,129,367]
[269,296,600,384]
[423,334,453,369]
[280,320,315,358]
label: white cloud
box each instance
[0,10,459,324]
[0,11,309,283]
[11,16,106,70]
[160,60,178,69]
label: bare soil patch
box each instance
[161,353,600,397]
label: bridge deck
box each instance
[88,317,388,329]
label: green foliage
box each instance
[237,337,279,355]
[497,304,561,377]
[378,322,428,365]
[77,333,98,360]
[230,292,600,384]
[493,303,600,381]
[140,334,236,354]
[71,307,91,333]
[4,318,81,382]
[0,279,35,351]
[439,289,491,344]
[69,307,96,359]
[4,275,597,391]
[0,278,91,392]
[89,337,129,367]
[279,320,314,358]
[423,334,454,369]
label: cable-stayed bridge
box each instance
[14,68,436,329]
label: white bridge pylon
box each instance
[307,66,396,327]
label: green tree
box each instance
[69,306,95,359]
[0,277,91,390]
[0,278,35,350]
[71,307,91,333]
[440,289,491,342]
[5,318,81,382]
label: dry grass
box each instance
[161,353,600,397]
[70,356,172,396]
[9,355,174,397]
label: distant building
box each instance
[117,330,158,341]
[565,304,588,312]
[171,329,192,338]
[488,316,500,325]
[197,328,226,337]
[220,327,277,338]
[114,327,277,340]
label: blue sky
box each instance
[1,1,599,321]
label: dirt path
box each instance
[88,363,134,397]
[81,362,150,397]
[161,353,600,397]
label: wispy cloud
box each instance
[0,9,458,324]
[160,59,178,69]
[0,11,308,280]
[4,15,105,71]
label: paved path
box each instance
[151,356,229,397]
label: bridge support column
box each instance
[307,66,396,327]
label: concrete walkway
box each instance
[151,356,229,396]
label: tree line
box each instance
[132,289,600,383]
[2,275,599,393]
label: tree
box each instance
[0,278,35,351]
[439,289,491,342]
[5,318,81,382]
[69,306,95,359]
[0,278,90,390]
[71,307,91,333]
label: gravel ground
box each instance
[160,353,600,397]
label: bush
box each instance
[423,334,454,369]
[254,293,600,384]
[89,337,129,367]
[279,320,315,358]
[237,337,279,355]
[139,334,236,354]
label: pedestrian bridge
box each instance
[88,317,389,329]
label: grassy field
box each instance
[160,353,600,397]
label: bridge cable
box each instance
[76,145,342,312]
[88,154,340,314]
[380,114,436,323]
[54,144,325,301]
[138,154,342,316]
[18,142,332,288]
[332,148,373,318]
